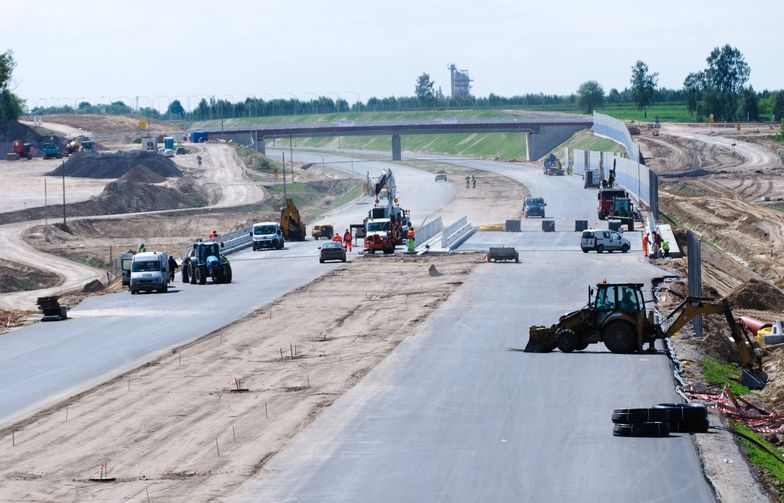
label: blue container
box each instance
[190,131,209,143]
[163,136,174,149]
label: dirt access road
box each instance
[638,125,784,293]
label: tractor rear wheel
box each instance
[181,264,189,283]
[603,320,637,353]
[224,264,232,283]
[556,329,579,353]
[189,264,197,284]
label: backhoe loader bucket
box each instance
[524,325,558,353]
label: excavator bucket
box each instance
[524,325,558,353]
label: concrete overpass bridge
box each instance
[193,112,593,161]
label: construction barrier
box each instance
[442,216,473,250]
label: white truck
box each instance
[130,252,170,294]
[580,229,631,254]
[252,221,285,250]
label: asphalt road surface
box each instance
[230,157,715,502]
[232,248,714,503]
[0,155,453,427]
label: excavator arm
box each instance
[661,297,765,385]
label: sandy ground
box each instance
[637,126,784,290]
[0,254,479,501]
[0,158,107,213]
[21,114,185,143]
[0,143,263,311]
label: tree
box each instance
[737,87,759,121]
[0,49,23,119]
[683,72,703,116]
[577,80,604,113]
[703,44,750,121]
[772,92,784,123]
[630,60,659,118]
[415,73,436,106]
[167,99,185,117]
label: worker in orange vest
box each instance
[332,233,343,244]
[209,230,217,241]
[343,228,353,252]
[642,232,649,258]
[406,227,415,252]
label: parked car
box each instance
[435,169,448,182]
[163,148,175,157]
[319,241,346,263]
[523,196,546,218]
[581,229,631,253]
[175,146,187,155]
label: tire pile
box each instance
[612,403,709,437]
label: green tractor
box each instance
[181,241,232,285]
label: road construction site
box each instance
[1,114,784,501]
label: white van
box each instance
[130,252,170,294]
[252,221,284,250]
[581,229,631,253]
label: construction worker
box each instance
[209,230,217,241]
[138,243,146,253]
[332,232,343,244]
[662,239,671,258]
[343,228,353,252]
[471,175,477,188]
[653,231,663,258]
[167,255,178,282]
[407,226,415,252]
[465,175,470,188]
[642,233,649,257]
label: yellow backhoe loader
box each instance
[525,282,767,388]
[280,198,306,241]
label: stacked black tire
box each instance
[612,403,709,437]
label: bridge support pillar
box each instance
[256,135,266,155]
[391,134,401,160]
[525,124,589,161]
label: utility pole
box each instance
[44,177,48,226]
[289,135,294,182]
[61,160,66,226]
[282,152,287,200]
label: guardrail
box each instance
[219,226,253,255]
[441,216,473,250]
[415,217,443,248]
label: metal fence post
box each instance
[687,230,703,338]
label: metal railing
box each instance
[415,217,443,248]
[441,216,473,250]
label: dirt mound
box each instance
[726,279,784,311]
[0,120,51,157]
[0,176,207,226]
[46,151,182,179]
[0,261,60,294]
[119,164,166,183]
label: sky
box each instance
[3,0,782,112]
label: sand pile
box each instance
[47,150,182,178]
[727,279,784,311]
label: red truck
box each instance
[597,188,628,220]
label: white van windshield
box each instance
[254,225,278,235]
[132,260,161,272]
